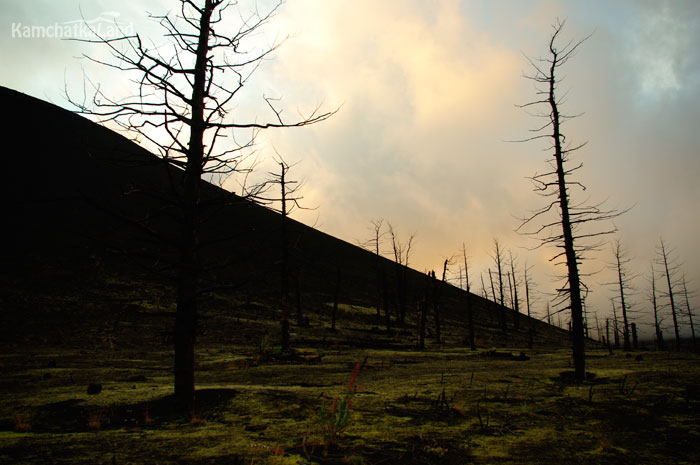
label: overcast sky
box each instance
[2,0,699,339]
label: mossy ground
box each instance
[2,280,700,464]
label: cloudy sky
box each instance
[3,0,699,339]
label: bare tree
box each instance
[657,238,682,351]
[491,239,506,306]
[682,276,697,350]
[256,157,312,349]
[490,239,509,337]
[433,258,450,344]
[515,19,620,380]
[463,244,476,350]
[606,240,635,351]
[488,269,497,302]
[523,263,536,319]
[360,219,386,326]
[68,0,334,414]
[509,251,521,330]
[388,223,415,326]
[611,299,621,349]
[648,264,664,350]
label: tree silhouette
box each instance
[648,264,665,350]
[515,19,620,380]
[359,219,387,327]
[256,158,312,350]
[681,276,697,350]
[508,251,521,330]
[657,238,682,351]
[606,240,635,351]
[388,223,415,326]
[462,244,476,350]
[68,0,333,414]
[490,239,508,337]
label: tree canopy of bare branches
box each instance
[68,0,334,415]
[515,19,622,380]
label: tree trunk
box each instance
[661,239,681,351]
[174,0,213,415]
[615,245,631,351]
[651,268,663,350]
[683,277,697,350]
[548,50,586,379]
[463,246,476,350]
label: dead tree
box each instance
[682,276,697,350]
[606,240,635,351]
[463,244,476,350]
[515,20,620,380]
[648,264,664,350]
[433,259,449,344]
[509,252,521,330]
[611,300,621,349]
[388,223,415,326]
[68,0,333,414]
[507,272,515,309]
[523,263,535,319]
[658,238,682,350]
[491,239,506,306]
[360,219,386,326]
[257,158,312,350]
[490,240,508,337]
[480,273,488,300]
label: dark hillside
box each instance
[0,85,569,350]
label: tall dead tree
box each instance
[360,219,386,326]
[480,273,488,300]
[491,240,508,337]
[492,239,506,306]
[611,300,621,349]
[509,252,521,330]
[516,20,619,380]
[257,158,311,350]
[433,259,449,344]
[388,223,415,326]
[523,263,535,319]
[607,240,635,351]
[648,264,664,350]
[658,238,681,351]
[69,0,333,414]
[682,276,697,350]
[463,244,476,350]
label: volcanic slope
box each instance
[0,85,569,351]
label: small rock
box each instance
[511,352,531,362]
[87,383,102,395]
